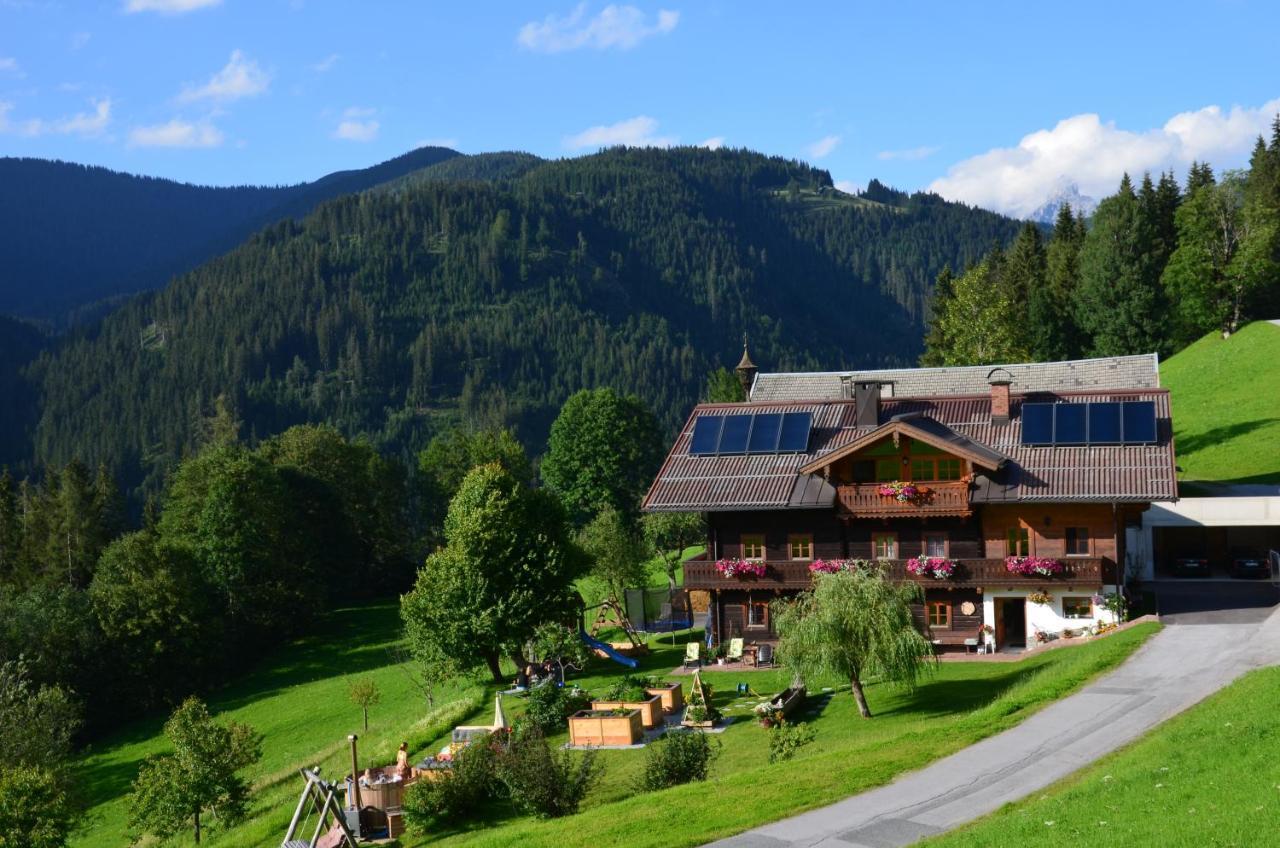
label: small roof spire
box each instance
[734,334,758,398]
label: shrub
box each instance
[633,730,719,791]
[496,725,603,818]
[402,741,498,831]
[768,721,816,764]
[524,684,593,734]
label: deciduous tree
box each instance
[773,568,932,718]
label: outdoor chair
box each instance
[755,643,774,668]
[683,642,702,669]
[726,637,744,662]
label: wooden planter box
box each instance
[645,682,684,715]
[680,707,716,729]
[591,693,664,729]
[569,709,643,746]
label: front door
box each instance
[1001,598,1027,648]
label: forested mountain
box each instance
[0,316,47,469]
[0,146,461,323]
[19,147,1021,501]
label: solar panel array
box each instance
[1021,401,1157,446]
[689,412,813,455]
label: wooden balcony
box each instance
[684,556,1112,591]
[836,481,972,518]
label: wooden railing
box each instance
[836,481,972,518]
[683,556,1111,590]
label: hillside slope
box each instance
[1163,321,1280,486]
[0,147,460,322]
[25,147,1022,496]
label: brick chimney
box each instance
[987,368,1013,424]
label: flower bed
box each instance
[877,480,929,503]
[645,682,684,715]
[568,709,644,746]
[715,558,768,578]
[905,556,956,579]
[1005,556,1064,576]
[591,693,664,729]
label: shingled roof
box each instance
[642,389,1177,512]
[749,353,1159,402]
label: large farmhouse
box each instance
[642,349,1178,653]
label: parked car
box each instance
[1172,557,1211,577]
[1230,551,1271,579]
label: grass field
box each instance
[920,664,1280,847]
[71,600,1157,848]
[1162,320,1280,487]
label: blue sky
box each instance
[3,0,1279,216]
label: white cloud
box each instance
[928,98,1280,218]
[311,53,340,73]
[563,114,676,149]
[806,134,840,159]
[698,136,725,150]
[0,97,111,137]
[834,179,861,194]
[877,145,940,161]
[124,0,221,13]
[333,108,379,141]
[178,50,270,103]
[128,118,223,147]
[518,4,679,53]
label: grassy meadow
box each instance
[921,665,1280,847]
[71,600,1157,848]
[1162,320,1280,487]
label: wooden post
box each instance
[348,734,362,813]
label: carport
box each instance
[1131,496,1280,580]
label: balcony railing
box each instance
[683,556,1112,591]
[836,481,972,518]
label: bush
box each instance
[768,721,816,764]
[496,725,603,818]
[523,684,591,734]
[634,730,720,791]
[402,741,498,831]
[0,765,72,848]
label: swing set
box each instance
[281,768,358,848]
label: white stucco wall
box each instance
[982,588,1119,648]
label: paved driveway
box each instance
[707,608,1280,848]
[1151,579,1279,624]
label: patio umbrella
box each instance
[492,695,508,731]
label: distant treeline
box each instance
[923,119,1280,364]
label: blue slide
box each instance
[579,630,639,668]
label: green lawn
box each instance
[1162,320,1280,487]
[71,606,1156,848]
[71,602,486,848]
[921,664,1280,847]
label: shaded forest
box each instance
[14,147,1022,503]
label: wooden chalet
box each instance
[642,351,1177,653]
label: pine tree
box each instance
[1001,222,1046,338]
[1075,174,1167,357]
[1032,204,1087,360]
[919,265,956,366]
[1186,161,1216,194]
[0,469,19,581]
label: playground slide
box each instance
[579,631,639,668]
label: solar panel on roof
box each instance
[689,415,723,455]
[1054,403,1087,445]
[778,411,812,452]
[1122,400,1157,443]
[1021,403,1054,445]
[747,412,783,453]
[1088,402,1122,444]
[717,415,752,454]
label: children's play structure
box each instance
[282,767,358,848]
[579,630,638,668]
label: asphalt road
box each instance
[707,605,1280,848]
